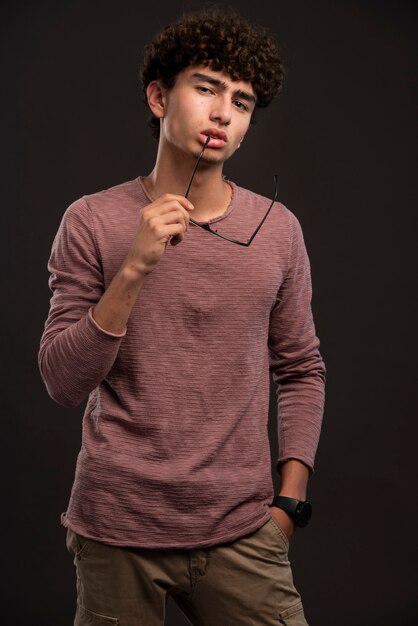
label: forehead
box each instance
[177,64,255,96]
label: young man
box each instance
[39,9,325,626]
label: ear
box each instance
[146,80,167,119]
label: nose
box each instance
[210,96,232,126]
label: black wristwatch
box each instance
[271,496,312,528]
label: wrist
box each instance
[120,260,148,283]
[271,495,312,528]
[278,488,307,501]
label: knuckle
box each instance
[150,221,160,235]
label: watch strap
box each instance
[271,495,300,516]
[271,495,312,527]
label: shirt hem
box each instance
[61,509,272,549]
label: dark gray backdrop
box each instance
[2,0,417,624]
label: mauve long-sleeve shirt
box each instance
[39,177,325,549]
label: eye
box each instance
[197,86,214,95]
[234,100,249,112]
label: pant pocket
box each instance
[268,517,290,551]
[66,527,92,560]
[75,604,119,625]
[278,601,307,625]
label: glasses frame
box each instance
[184,137,278,247]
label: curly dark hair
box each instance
[140,7,285,139]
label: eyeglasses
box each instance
[184,136,278,247]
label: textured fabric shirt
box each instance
[39,177,325,549]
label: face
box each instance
[149,65,256,165]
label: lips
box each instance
[201,128,228,142]
[200,128,228,148]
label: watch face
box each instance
[296,501,312,527]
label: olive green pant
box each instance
[66,518,308,625]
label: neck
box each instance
[142,139,231,222]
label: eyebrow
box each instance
[191,72,257,106]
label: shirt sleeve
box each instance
[38,197,126,407]
[268,211,326,473]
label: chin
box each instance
[194,151,227,166]
[201,155,223,166]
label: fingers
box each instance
[158,193,194,213]
[143,195,193,232]
[145,214,188,248]
[149,208,188,230]
[158,222,187,243]
[145,194,194,219]
[130,193,195,275]
[142,195,194,238]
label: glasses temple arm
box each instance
[184,136,211,199]
[246,175,279,245]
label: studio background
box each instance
[2,0,417,624]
